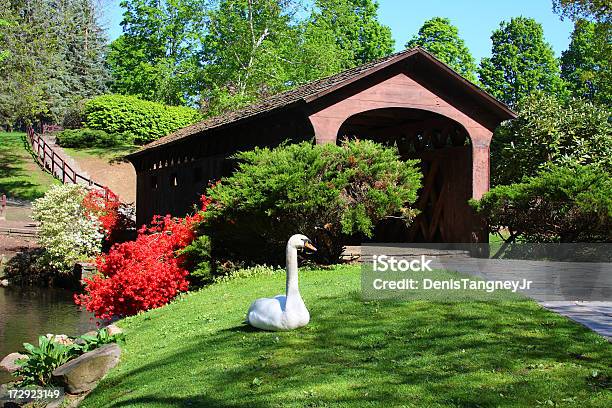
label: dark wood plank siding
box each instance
[133,110,314,226]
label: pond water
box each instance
[0,286,99,384]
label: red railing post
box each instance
[0,194,6,219]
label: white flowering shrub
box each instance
[32,184,103,273]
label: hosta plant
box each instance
[75,328,125,353]
[15,336,80,386]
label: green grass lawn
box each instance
[82,265,611,408]
[63,144,138,163]
[0,132,58,201]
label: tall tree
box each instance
[561,19,611,104]
[59,0,110,109]
[0,0,108,127]
[199,0,345,116]
[108,0,208,105]
[478,17,566,107]
[552,0,611,23]
[405,17,477,82]
[109,0,393,113]
[309,0,394,67]
[0,2,47,128]
[0,18,10,64]
[553,1,611,106]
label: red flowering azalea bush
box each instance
[75,196,210,319]
[82,188,120,235]
[82,188,134,245]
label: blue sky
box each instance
[101,0,574,62]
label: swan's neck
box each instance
[285,244,300,299]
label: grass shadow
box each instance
[0,134,53,200]
[83,278,612,407]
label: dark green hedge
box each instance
[199,140,423,265]
[84,94,202,144]
[472,164,612,242]
[56,128,120,148]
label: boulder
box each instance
[0,384,19,407]
[105,324,123,336]
[52,344,121,394]
[0,353,27,373]
[46,334,74,345]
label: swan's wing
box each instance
[247,297,285,330]
[273,295,287,311]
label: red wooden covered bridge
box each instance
[126,47,515,243]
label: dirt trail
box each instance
[40,133,89,181]
[70,156,136,204]
[37,133,136,203]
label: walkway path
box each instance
[440,255,612,341]
[69,155,136,203]
[540,301,612,341]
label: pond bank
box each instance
[0,286,100,384]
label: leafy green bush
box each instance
[56,128,121,148]
[84,94,202,144]
[491,93,612,186]
[472,164,611,242]
[201,140,422,264]
[179,234,213,288]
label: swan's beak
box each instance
[304,241,317,252]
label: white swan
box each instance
[246,234,316,331]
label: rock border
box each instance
[0,324,124,407]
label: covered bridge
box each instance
[126,47,515,243]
